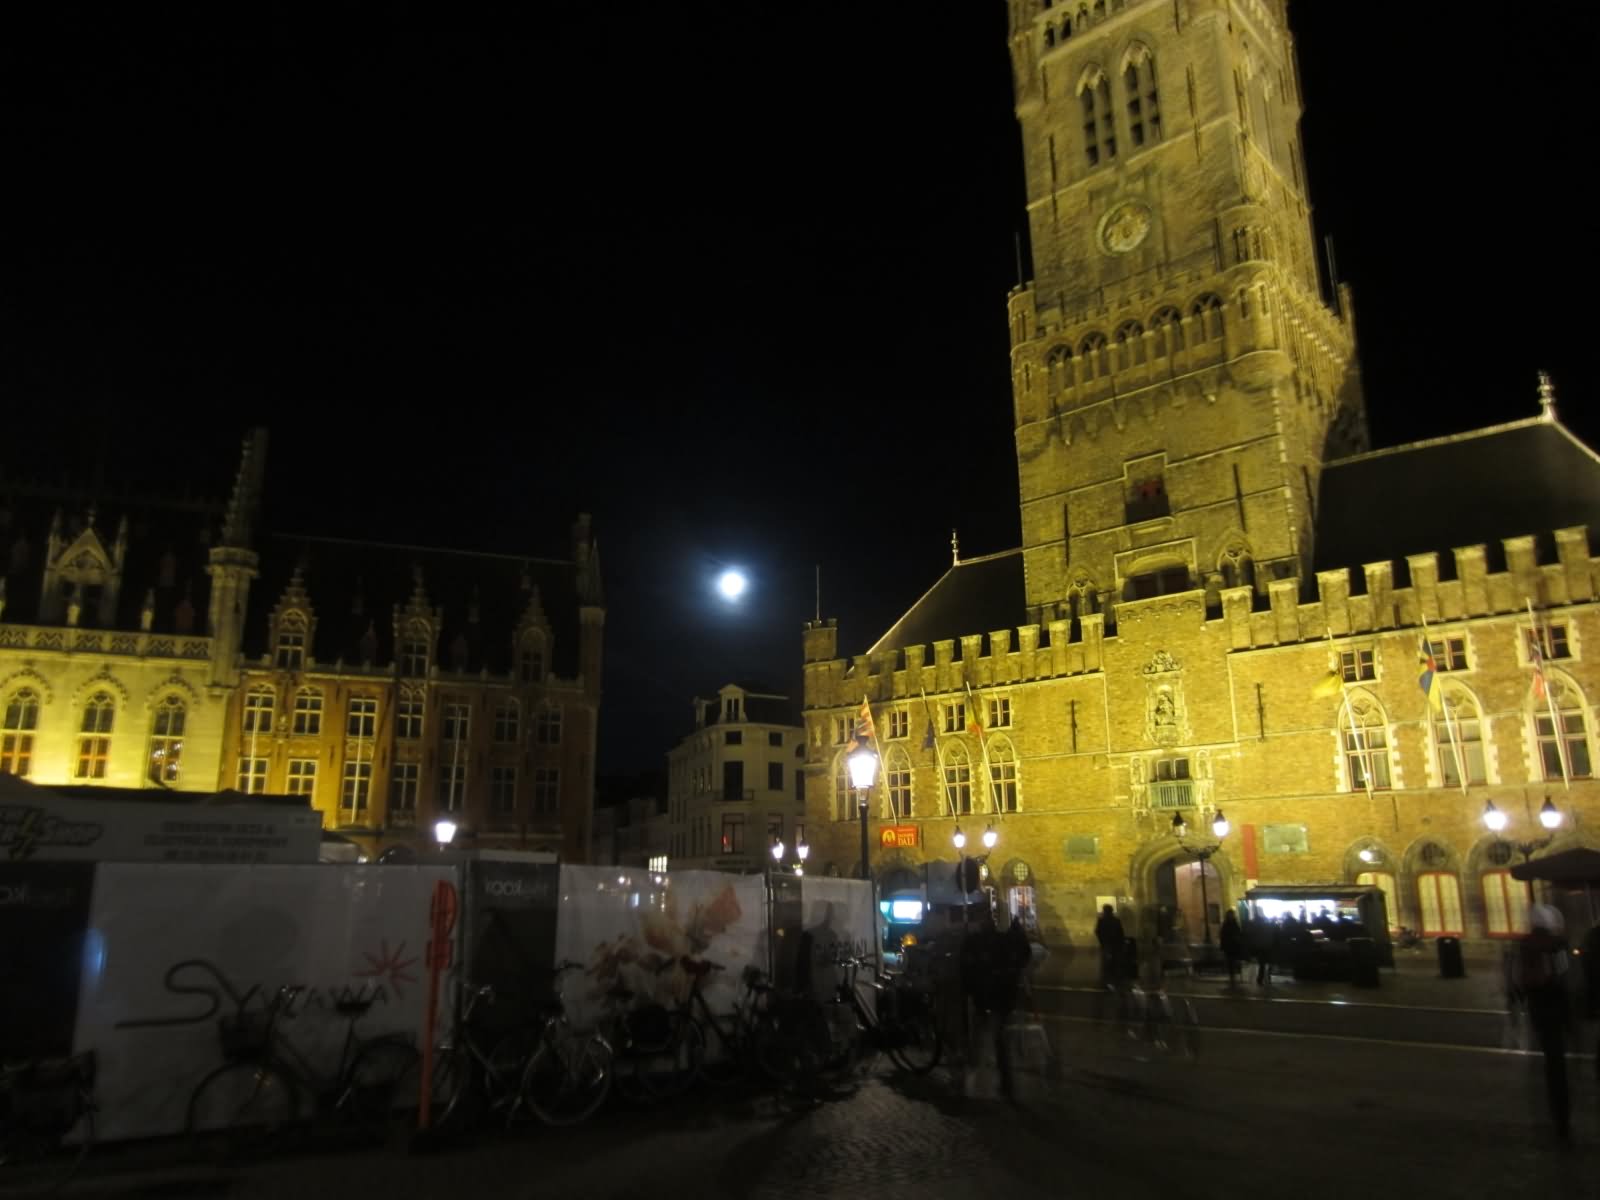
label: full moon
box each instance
[717,569,747,601]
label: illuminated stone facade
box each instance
[802,0,1600,952]
[0,431,604,862]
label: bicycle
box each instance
[186,985,418,1162]
[696,962,797,1087]
[0,1051,95,1196]
[784,952,942,1087]
[598,956,703,1102]
[516,962,614,1127]
[406,981,549,1136]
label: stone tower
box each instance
[1004,0,1365,626]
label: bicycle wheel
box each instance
[634,1016,704,1102]
[485,1028,540,1125]
[186,1061,297,1165]
[887,992,942,1075]
[345,1039,418,1142]
[520,1024,613,1127]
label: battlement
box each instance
[802,523,1598,715]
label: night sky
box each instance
[6,4,1595,775]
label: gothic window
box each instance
[1534,678,1592,781]
[397,690,424,739]
[292,687,323,735]
[494,699,520,743]
[987,737,1019,812]
[1044,26,1054,48]
[1045,343,1072,393]
[243,687,274,737]
[147,695,186,784]
[401,632,430,677]
[833,754,852,821]
[1123,46,1160,147]
[1078,71,1115,167]
[944,741,973,815]
[1415,870,1463,936]
[275,617,306,670]
[76,691,115,779]
[1078,332,1109,380]
[884,745,912,820]
[1526,621,1573,661]
[1191,294,1224,342]
[1437,690,1486,788]
[1340,648,1376,682]
[988,696,1012,728]
[519,634,546,683]
[1355,870,1399,932]
[1075,5,1088,32]
[1150,306,1184,357]
[1482,868,1530,938]
[1341,696,1391,792]
[887,708,909,740]
[1428,635,1469,671]
[1,689,39,777]
[1115,321,1146,367]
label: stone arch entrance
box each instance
[1127,838,1238,947]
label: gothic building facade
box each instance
[802,0,1600,952]
[0,431,604,862]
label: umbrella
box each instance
[1510,847,1600,885]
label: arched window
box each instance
[147,695,186,784]
[1355,870,1399,933]
[1075,5,1089,31]
[275,615,306,671]
[1114,320,1146,367]
[519,634,545,684]
[1044,26,1055,48]
[1078,71,1115,167]
[400,626,430,677]
[834,754,853,822]
[1535,677,1592,781]
[884,746,912,820]
[1481,851,1530,938]
[987,738,1019,812]
[1150,306,1183,358]
[1416,868,1463,936]
[292,687,323,736]
[1123,46,1161,147]
[1340,694,1390,791]
[1078,332,1109,380]
[243,687,274,738]
[943,741,973,815]
[1437,689,1486,787]
[1,689,40,777]
[76,692,115,780]
[1093,0,1105,16]
[1191,294,1224,342]
[1045,344,1073,392]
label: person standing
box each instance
[1517,904,1572,1142]
[1219,910,1245,986]
[1095,903,1126,990]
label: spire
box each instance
[222,427,269,547]
[1537,371,1558,422]
[951,528,960,566]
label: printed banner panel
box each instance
[461,859,561,1036]
[553,867,768,1032]
[0,798,322,864]
[799,876,879,1003]
[72,863,456,1142]
[0,861,98,1059]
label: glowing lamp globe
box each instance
[848,748,878,790]
[1539,798,1563,831]
[434,818,458,847]
[1482,800,1507,833]
[982,825,998,850]
[1211,810,1230,839]
[952,826,967,851]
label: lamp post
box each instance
[770,833,810,876]
[848,747,878,882]
[1482,796,1563,862]
[1171,809,1229,945]
[433,818,458,851]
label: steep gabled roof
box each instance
[1315,418,1600,574]
[866,548,1027,657]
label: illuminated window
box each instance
[275,624,305,670]
[437,762,466,812]
[400,636,429,677]
[1482,869,1530,938]
[1526,622,1572,661]
[533,766,559,815]
[389,763,418,816]
[988,697,1012,728]
[1535,681,1591,781]
[397,691,424,739]
[491,765,517,814]
[1,689,39,778]
[944,741,973,815]
[884,747,912,819]
[1428,636,1469,671]
[942,702,966,735]
[237,757,268,794]
[1416,871,1463,936]
[292,688,323,735]
[494,700,520,743]
[888,709,909,740]
[1339,648,1376,682]
[145,694,185,790]
[287,758,317,798]
[1341,698,1391,791]
[342,760,372,816]
[1437,692,1486,787]
[720,814,745,855]
[536,705,562,745]
[347,696,377,739]
[988,739,1019,812]
[442,702,469,743]
[1355,871,1399,932]
[1122,47,1161,147]
[1125,476,1169,524]
[75,691,115,780]
[1079,71,1115,167]
[243,687,274,736]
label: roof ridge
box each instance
[1324,417,1545,468]
[267,533,571,566]
[955,546,1023,566]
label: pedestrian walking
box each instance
[961,912,1032,1101]
[1252,915,1276,986]
[1219,910,1245,986]
[1095,903,1126,990]
[1515,904,1572,1142]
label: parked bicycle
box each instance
[408,981,545,1135]
[515,961,614,1127]
[0,1051,95,1196]
[599,955,703,1102]
[186,985,418,1162]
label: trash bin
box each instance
[1348,936,1379,988]
[1436,935,1465,979]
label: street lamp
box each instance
[771,836,785,864]
[434,818,457,849]
[982,823,998,850]
[848,747,878,881]
[796,836,809,876]
[1171,809,1227,945]
[1482,796,1563,861]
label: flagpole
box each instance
[965,679,1000,818]
[862,694,894,820]
[1420,617,1467,794]
[1527,599,1572,791]
[1340,682,1375,800]
[921,688,953,818]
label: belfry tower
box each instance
[1004,0,1365,625]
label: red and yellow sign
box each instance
[879,825,919,848]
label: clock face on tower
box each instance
[1099,202,1152,255]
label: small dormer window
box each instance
[401,637,429,677]
[520,640,544,683]
[725,697,741,721]
[276,617,306,671]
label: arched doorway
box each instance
[1129,838,1236,948]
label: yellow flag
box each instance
[1311,670,1343,699]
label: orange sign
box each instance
[879,825,919,848]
